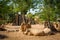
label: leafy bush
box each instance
[0,20,7,25]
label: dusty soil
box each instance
[0,24,60,40]
[0,31,60,40]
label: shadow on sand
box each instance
[0,34,8,39]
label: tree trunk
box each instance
[15,14,18,25]
[21,11,27,24]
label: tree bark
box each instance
[15,14,18,25]
[21,11,27,24]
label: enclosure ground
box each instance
[0,24,60,40]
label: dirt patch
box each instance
[0,31,60,40]
[0,24,60,40]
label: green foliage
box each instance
[39,0,60,22]
[40,7,56,21]
[0,0,60,24]
[0,0,12,13]
[26,13,34,19]
[0,20,7,25]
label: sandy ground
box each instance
[0,31,60,40]
[0,24,60,40]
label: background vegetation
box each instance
[0,0,60,25]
